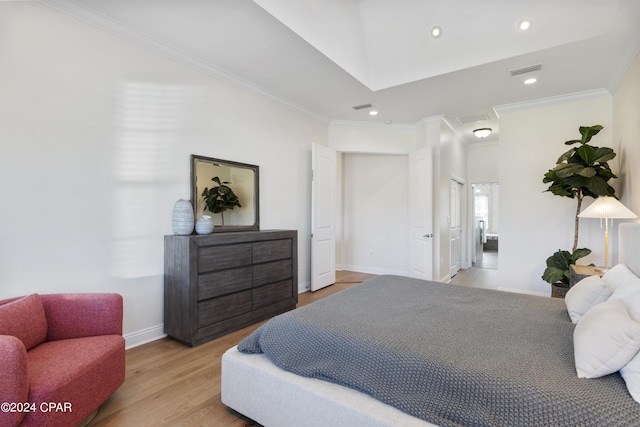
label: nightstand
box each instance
[570,265,603,288]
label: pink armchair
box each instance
[0,293,125,427]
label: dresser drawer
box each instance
[198,266,252,300]
[253,259,292,287]
[253,280,293,309]
[253,239,292,264]
[198,243,252,272]
[197,290,252,327]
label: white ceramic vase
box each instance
[195,215,214,235]
[172,199,194,235]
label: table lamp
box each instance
[578,196,637,271]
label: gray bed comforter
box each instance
[238,275,640,426]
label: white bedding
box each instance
[222,346,435,427]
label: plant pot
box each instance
[551,283,569,299]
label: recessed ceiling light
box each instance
[369,110,378,116]
[524,77,537,85]
[518,19,532,31]
[431,26,442,38]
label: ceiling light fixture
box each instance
[524,77,537,85]
[518,19,532,31]
[473,128,492,139]
[431,26,442,38]
[369,110,378,116]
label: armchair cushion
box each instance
[0,294,47,350]
[0,336,29,427]
[42,293,123,341]
[25,335,125,426]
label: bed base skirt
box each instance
[221,346,436,427]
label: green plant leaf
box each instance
[542,266,569,285]
[556,148,576,163]
[586,176,614,196]
[580,125,603,143]
[564,139,582,146]
[554,163,595,178]
[542,248,591,285]
[577,145,595,164]
[591,147,616,164]
[569,248,592,264]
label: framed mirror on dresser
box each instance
[191,154,259,232]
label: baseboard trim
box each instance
[340,264,406,276]
[124,324,166,349]
[497,287,550,297]
[298,280,311,293]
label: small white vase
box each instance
[195,215,214,235]
[172,199,194,235]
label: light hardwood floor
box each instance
[89,271,375,427]
[89,270,493,426]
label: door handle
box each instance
[423,233,433,238]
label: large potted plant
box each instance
[201,176,242,226]
[541,125,617,295]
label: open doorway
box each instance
[472,183,498,270]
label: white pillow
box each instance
[604,264,640,299]
[565,275,612,323]
[574,298,640,378]
[618,292,640,403]
[621,347,640,403]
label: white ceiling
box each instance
[41,0,640,143]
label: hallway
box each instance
[449,266,498,290]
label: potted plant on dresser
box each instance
[541,124,617,297]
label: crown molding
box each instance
[494,88,611,114]
[37,0,330,123]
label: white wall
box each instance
[611,50,640,267]
[468,142,499,184]
[496,92,613,295]
[613,50,640,220]
[329,121,418,154]
[341,154,409,274]
[0,3,328,347]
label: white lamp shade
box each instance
[578,196,638,219]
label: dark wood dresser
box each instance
[164,230,298,346]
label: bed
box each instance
[221,223,640,426]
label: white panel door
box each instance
[311,143,336,291]
[450,180,462,277]
[408,147,433,280]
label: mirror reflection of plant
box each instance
[201,176,241,226]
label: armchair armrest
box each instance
[41,293,123,341]
[0,335,29,427]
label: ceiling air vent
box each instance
[510,64,542,76]
[352,103,373,110]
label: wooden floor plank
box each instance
[89,271,370,426]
